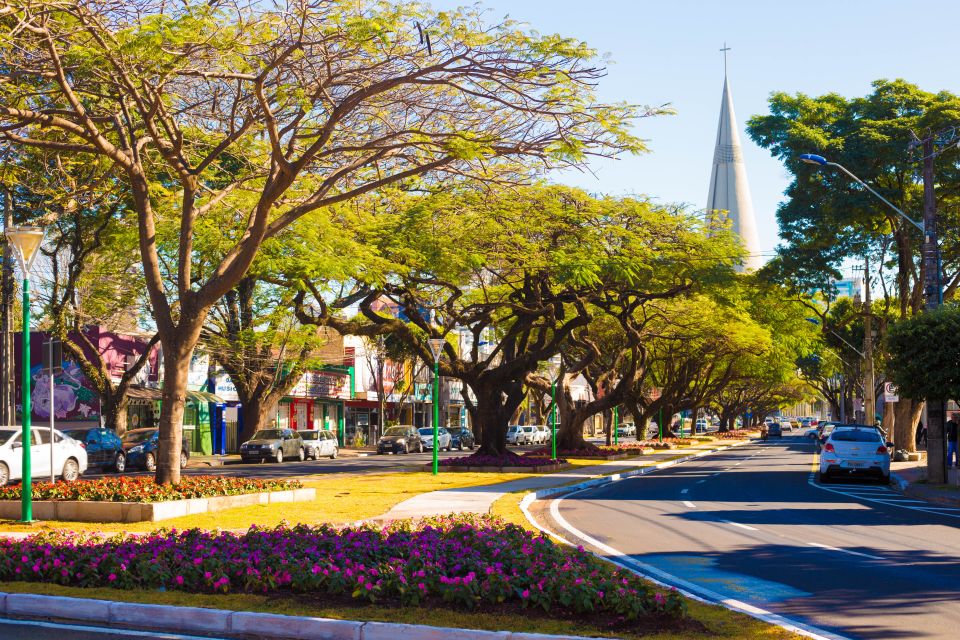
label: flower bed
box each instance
[714,429,756,439]
[522,446,636,459]
[438,453,567,468]
[0,515,686,628]
[598,443,651,454]
[632,438,696,449]
[0,476,302,503]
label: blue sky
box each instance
[429,0,960,271]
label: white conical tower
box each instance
[706,50,762,272]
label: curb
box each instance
[0,592,616,640]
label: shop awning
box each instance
[187,390,225,404]
[127,386,163,400]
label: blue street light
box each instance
[799,153,828,166]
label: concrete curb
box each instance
[0,592,616,640]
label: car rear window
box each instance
[831,430,881,443]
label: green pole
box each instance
[658,407,663,443]
[337,401,345,447]
[432,360,439,475]
[550,381,557,460]
[613,406,619,445]
[20,277,31,522]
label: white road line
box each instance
[0,618,226,639]
[809,475,960,519]
[681,488,689,494]
[547,492,847,640]
[807,542,885,561]
[696,479,706,484]
[721,519,758,531]
[683,500,696,508]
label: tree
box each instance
[747,79,960,446]
[0,0,644,482]
[886,305,960,403]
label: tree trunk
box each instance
[238,394,279,443]
[157,341,191,485]
[893,398,922,453]
[469,377,523,456]
[102,390,130,436]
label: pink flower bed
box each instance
[0,515,685,624]
[523,446,638,459]
[438,453,567,467]
[714,429,756,439]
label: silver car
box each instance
[819,427,891,483]
[299,429,339,460]
[419,427,452,451]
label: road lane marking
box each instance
[807,542,885,561]
[681,488,689,494]
[683,500,696,508]
[721,519,758,531]
[696,479,706,484]
[546,491,848,640]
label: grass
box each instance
[0,581,807,639]
[0,471,532,534]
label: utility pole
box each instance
[921,137,947,483]
[862,255,875,428]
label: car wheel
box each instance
[881,474,891,485]
[274,448,284,463]
[403,443,410,454]
[61,458,81,483]
[113,452,126,474]
[469,442,475,451]
[818,471,830,483]
[417,442,423,454]
[330,447,338,460]
[179,452,188,469]
[458,441,464,451]
[298,447,305,462]
[0,462,8,486]
[145,452,157,473]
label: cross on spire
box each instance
[720,43,731,76]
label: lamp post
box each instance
[5,226,44,523]
[545,355,562,461]
[427,337,445,476]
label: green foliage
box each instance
[886,306,960,400]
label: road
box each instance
[539,433,960,640]
[0,618,224,639]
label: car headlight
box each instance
[129,444,144,454]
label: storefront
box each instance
[273,369,350,439]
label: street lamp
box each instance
[5,226,44,523]
[427,337,445,476]
[545,355,562,461]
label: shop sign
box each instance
[290,370,349,399]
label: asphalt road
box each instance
[541,434,960,640]
[0,618,225,639]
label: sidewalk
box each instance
[891,458,960,508]
[378,443,734,522]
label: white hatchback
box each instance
[819,427,890,483]
[0,427,88,486]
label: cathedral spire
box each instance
[706,46,762,272]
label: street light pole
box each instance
[545,355,562,461]
[5,226,44,523]
[862,255,876,427]
[427,338,445,476]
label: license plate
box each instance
[844,461,865,468]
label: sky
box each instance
[429,0,960,273]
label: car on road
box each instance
[377,426,423,454]
[780,420,794,433]
[694,419,709,433]
[819,426,891,483]
[766,422,783,438]
[239,428,305,463]
[298,429,339,460]
[616,422,636,437]
[62,426,126,473]
[506,424,537,445]
[534,424,551,444]
[419,427,452,451]
[0,427,87,485]
[447,427,476,451]
[122,428,190,471]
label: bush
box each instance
[0,515,685,623]
[0,476,302,503]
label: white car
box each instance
[0,427,88,486]
[694,419,709,433]
[819,427,890,483]
[419,427,452,451]
[534,425,551,444]
[506,425,537,445]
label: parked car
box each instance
[447,427,476,451]
[694,419,709,433]
[122,428,190,471]
[780,421,794,432]
[239,428,304,463]
[377,426,423,454]
[616,422,636,437]
[506,425,525,445]
[63,426,126,472]
[819,426,891,483]
[766,422,783,438]
[534,424,551,444]
[0,427,87,485]
[298,429,339,460]
[419,427,452,451]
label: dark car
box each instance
[377,426,423,455]
[239,428,305,463]
[63,426,126,473]
[766,422,783,438]
[122,428,190,472]
[446,427,475,451]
